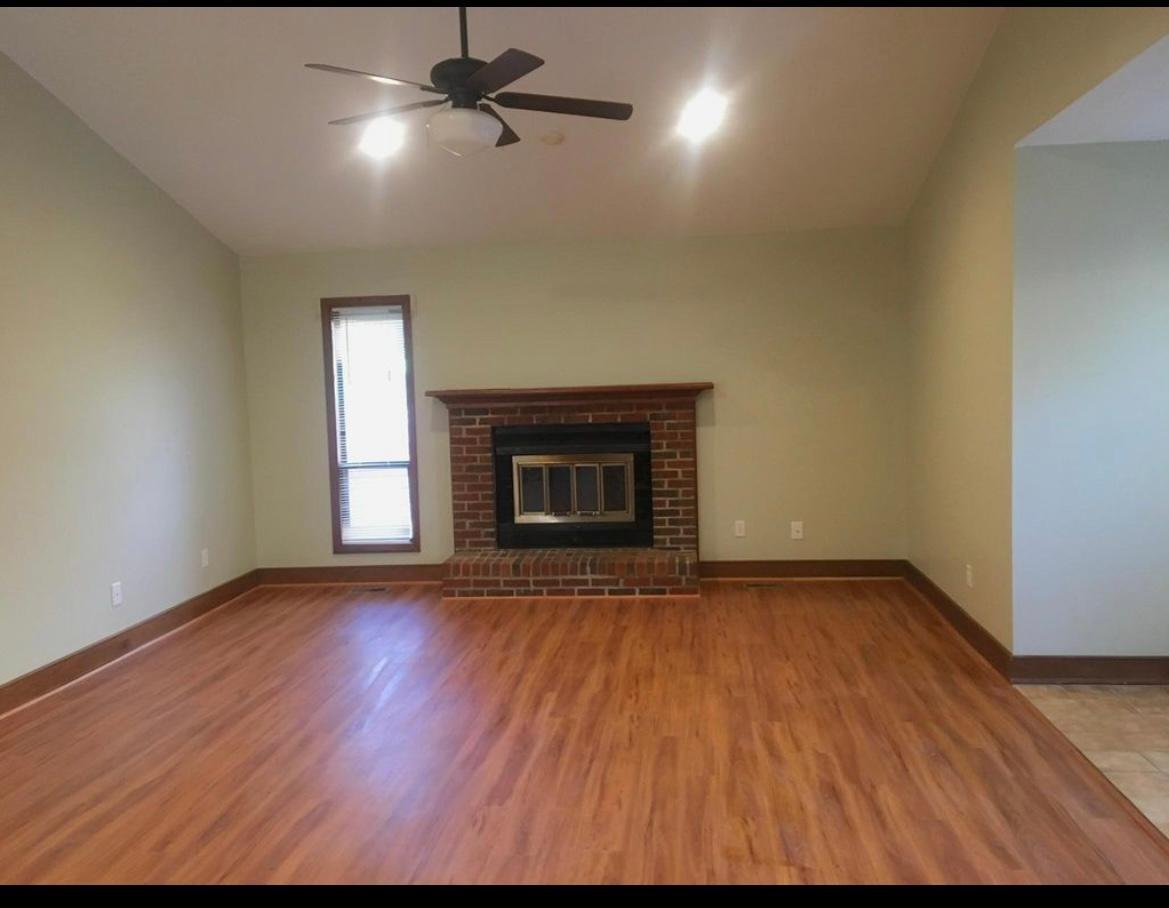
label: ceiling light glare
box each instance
[358,117,406,159]
[676,89,728,143]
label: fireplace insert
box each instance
[493,423,653,548]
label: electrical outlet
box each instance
[201,547,210,569]
[110,581,123,608]
[790,520,804,540]
[965,564,975,589]
[734,520,746,538]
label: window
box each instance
[321,296,420,552]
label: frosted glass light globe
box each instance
[427,107,503,157]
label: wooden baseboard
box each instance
[0,564,441,719]
[254,564,443,585]
[0,569,261,718]
[700,559,907,579]
[259,562,1168,683]
[903,562,1169,684]
[0,559,909,718]
[903,562,1013,677]
[267,561,905,585]
[1011,656,1169,685]
[11,557,1158,721]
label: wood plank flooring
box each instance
[0,580,1167,883]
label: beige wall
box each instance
[241,229,910,567]
[0,53,255,686]
[905,8,1169,648]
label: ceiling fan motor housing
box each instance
[430,57,488,107]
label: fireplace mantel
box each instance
[425,382,713,406]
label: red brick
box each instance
[443,393,699,552]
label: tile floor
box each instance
[1017,684,1169,839]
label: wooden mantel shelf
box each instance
[425,382,714,406]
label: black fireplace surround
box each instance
[493,423,653,548]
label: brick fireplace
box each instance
[426,383,712,598]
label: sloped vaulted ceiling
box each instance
[0,6,1002,254]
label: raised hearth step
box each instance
[442,548,698,599]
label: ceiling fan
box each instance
[306,6,634,157]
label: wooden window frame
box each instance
[321,295,421,553]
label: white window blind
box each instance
[330,304,414,545]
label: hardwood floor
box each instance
[0,580,1167,883]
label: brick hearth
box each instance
[443,548,699,598]
[426,383,712,598]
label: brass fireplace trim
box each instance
[512,453,635,524]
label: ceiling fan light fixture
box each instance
[427,107,503,156]
[358,116,406,159]
[676,89,728,143]
[311,8,633,156]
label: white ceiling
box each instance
[1020,35,1169,147]
[0,6,1002,256]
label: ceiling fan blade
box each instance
[329,99,445,126]
[478,104,520,146]
[305,63,443,94]
[464,48,544,95]
[493,92,633,121]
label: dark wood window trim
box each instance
[321,295,421,554]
